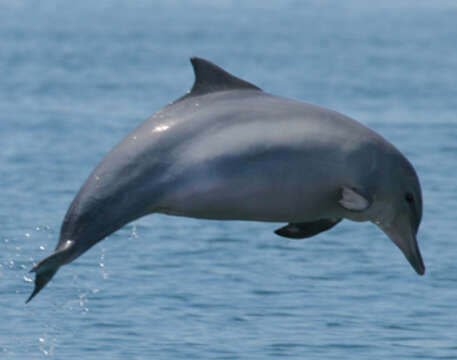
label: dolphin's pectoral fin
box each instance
[274,218,342,239]
[338,186,371,212]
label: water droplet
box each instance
[25,233,30,238]
[130,224,138,238]
[39,338,45,343]
[39,246,45,250]
[24,275,33,283]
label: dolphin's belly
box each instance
[159,147,347,222]
[161,186,337,223]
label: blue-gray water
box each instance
[1,1,456,359]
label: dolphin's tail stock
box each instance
[26,240,76,303]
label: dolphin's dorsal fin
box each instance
[189,57,261,96]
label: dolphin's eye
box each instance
[405,193,414,203]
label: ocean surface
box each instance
[1,1,457,359]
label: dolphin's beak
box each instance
[378,216,425,275]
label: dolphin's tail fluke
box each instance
[26,240,76,303]
[26,258,59,303]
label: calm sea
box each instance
[1,1,457,359]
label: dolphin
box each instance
[27,57,425,303]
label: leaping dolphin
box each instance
[27,57,425,303]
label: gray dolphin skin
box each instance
[27,57,425,303]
